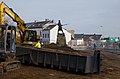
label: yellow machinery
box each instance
[0,1,38,45]
[0,25,20,73]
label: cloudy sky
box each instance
[2,0,120,37]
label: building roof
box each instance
[74,34,84,39]
[25,20,54,29]
[43,25,57,31]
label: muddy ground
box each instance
[0,51,120,79]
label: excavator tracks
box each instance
[1,60,20,73]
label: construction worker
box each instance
[34,40,41,48]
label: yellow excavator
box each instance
[0,24,20,73]
[0,1,39,73]
[0,1,38,45]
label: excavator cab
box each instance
[24,30,37,42]
[0,24,20,73]
[22,30,37,45]
[0,25,16,53]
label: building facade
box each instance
[69,34,102,47]
[26,20,72,45]
[42,25,71,45]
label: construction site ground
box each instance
[0,50,120,79]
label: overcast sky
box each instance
[2,0,120,37]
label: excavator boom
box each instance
[0,2,4,24]
[0,2,27,32]
[0,1,38,45]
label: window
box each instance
[43,33,49,38]
[43,34,44,38]
[48,34,49,38]
[45,34,47,38]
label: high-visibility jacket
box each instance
[34,42,41,48]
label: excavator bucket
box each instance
[57,20,66,46]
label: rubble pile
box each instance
[42,43,93,56]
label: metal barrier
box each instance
[16,47,101,74]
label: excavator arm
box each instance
[0,1,27,33]
[0,2,4,24]
[0,2,37,44]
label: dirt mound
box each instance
[43,43,93,56]
[43,43,74,51]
